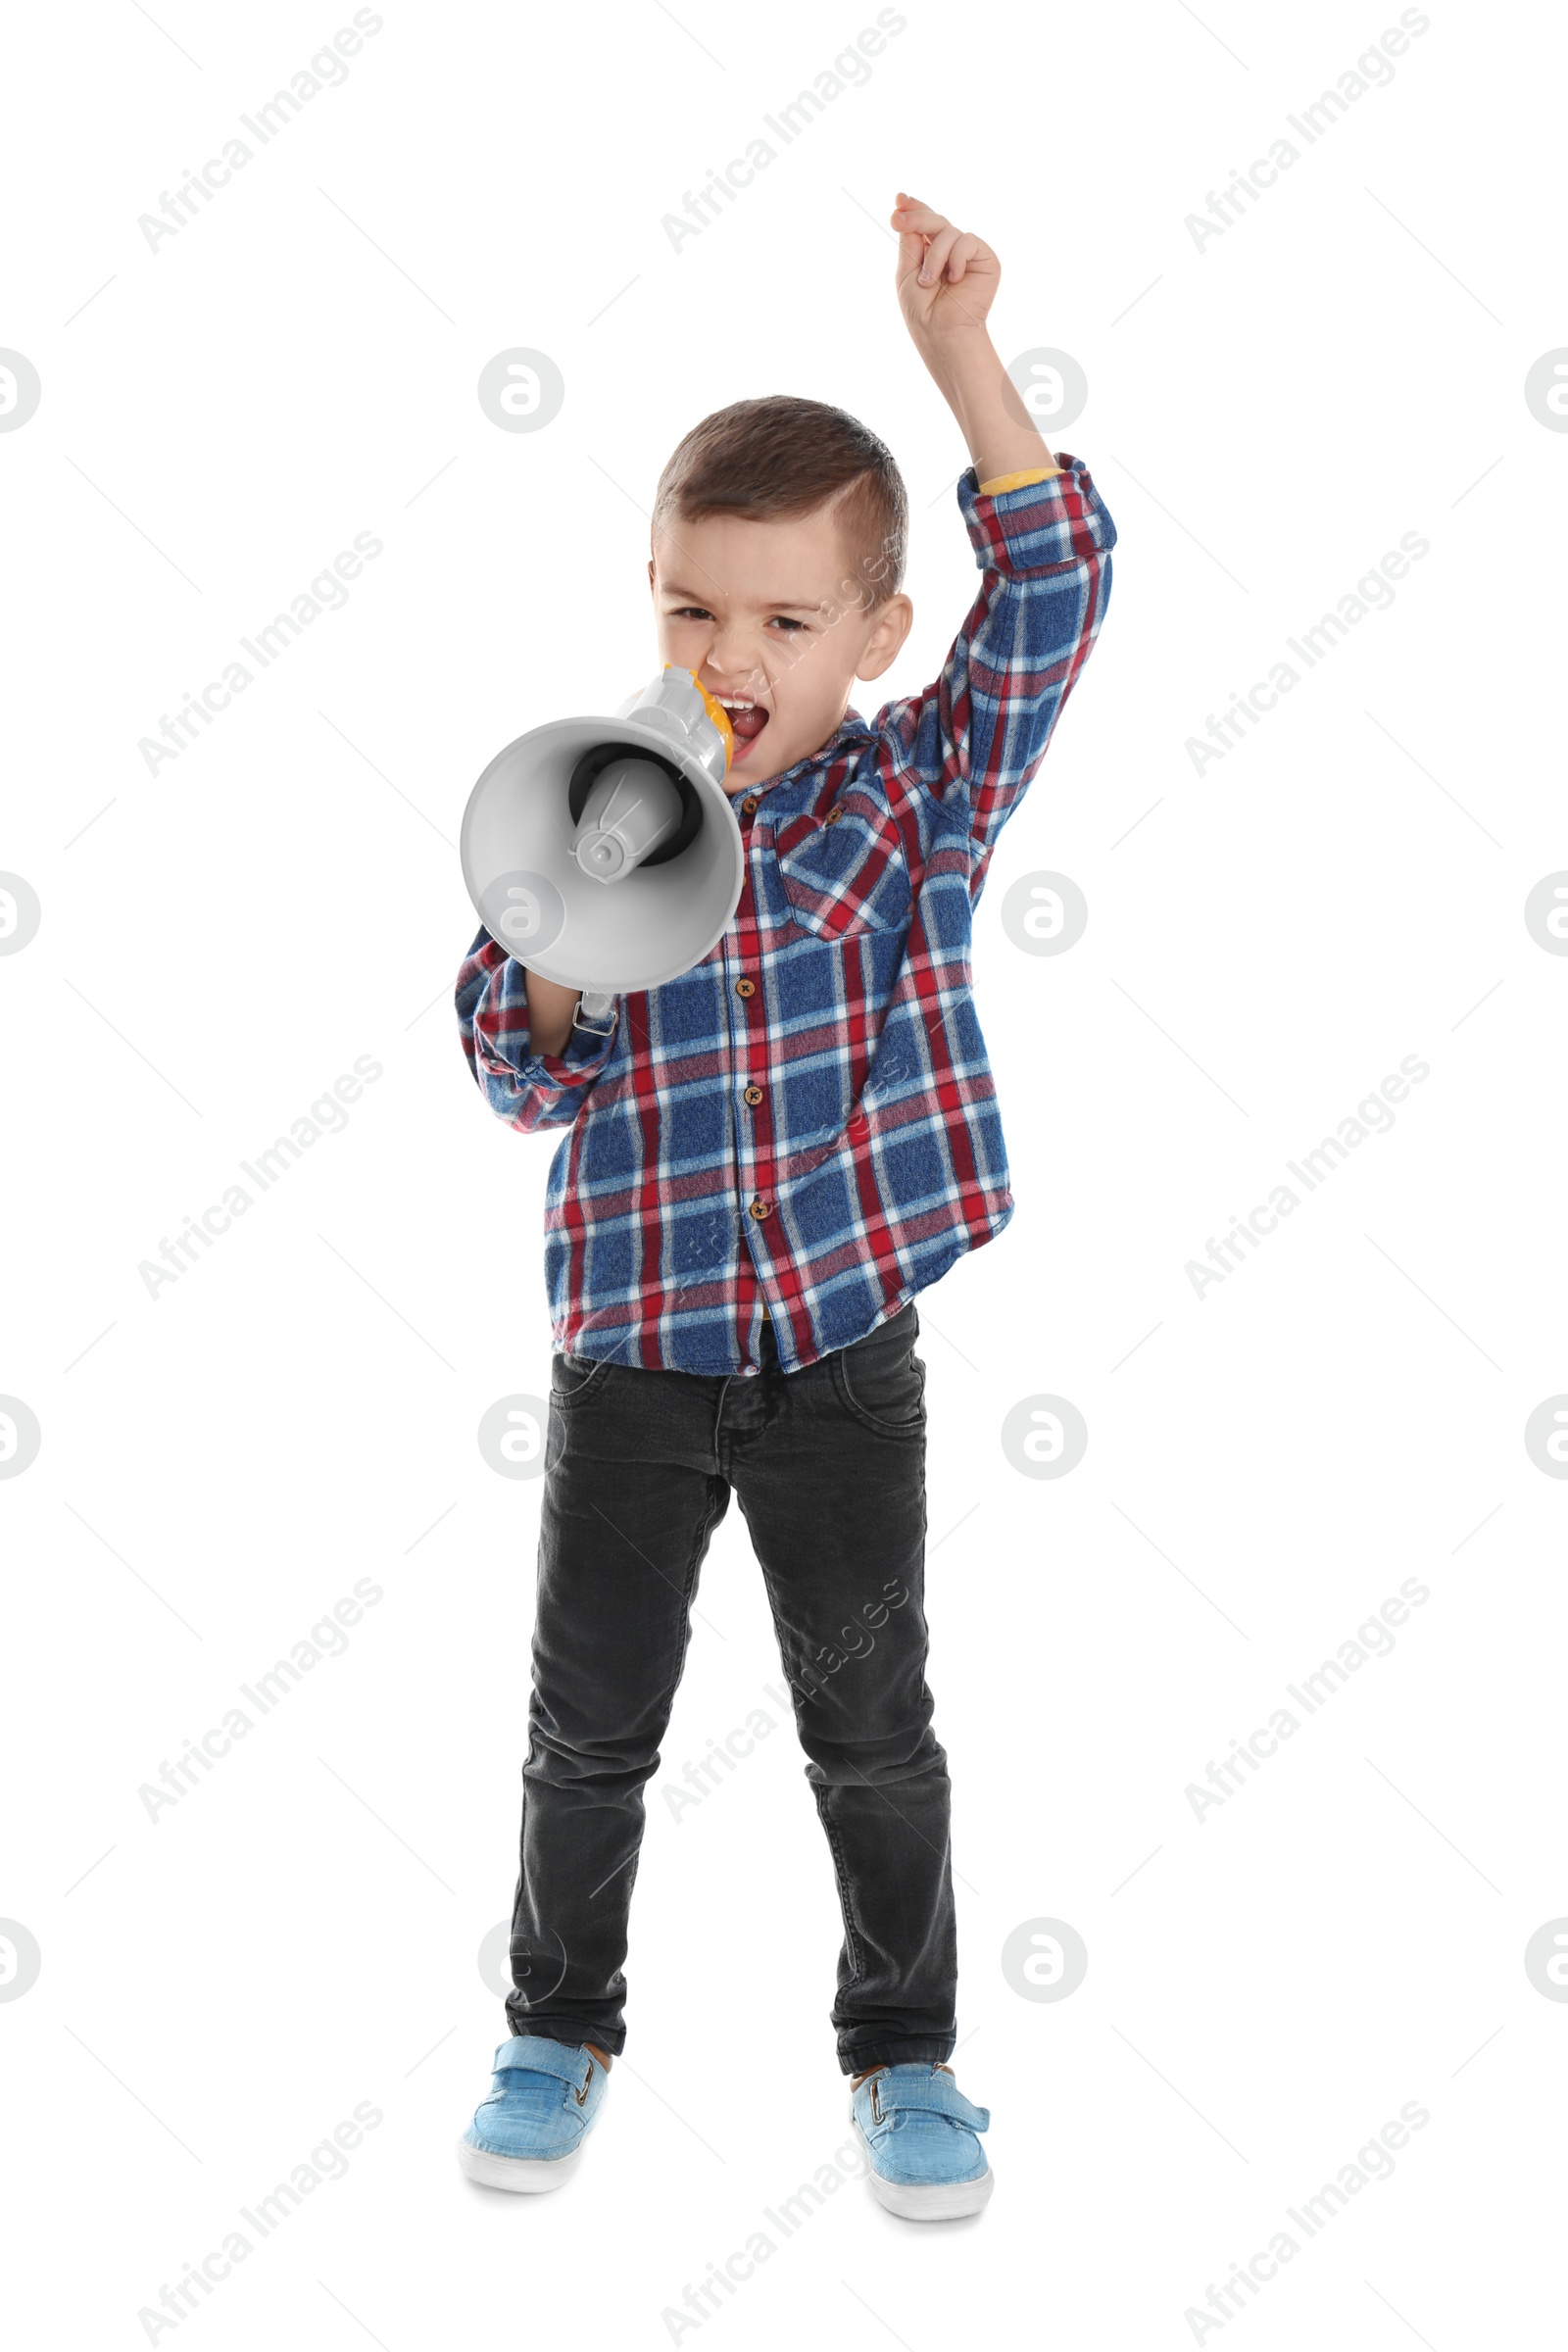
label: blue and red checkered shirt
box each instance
[456,457,1115,1375]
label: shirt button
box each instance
[740,795,759,816]
[744,1084,763,1104]
[749,1198,771,1219]
[823,804,845,825]
[734,977,756,998]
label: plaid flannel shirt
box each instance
[456,457,1115,1376]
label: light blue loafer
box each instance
[850,2062,994,2220]
[457,2036,609,2191]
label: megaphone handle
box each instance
[572,986,617,1035]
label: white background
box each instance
[3,0,1565,2343]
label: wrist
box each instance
[909,318,998,395]
[521,963,581,1058]
[914,330,1053,480]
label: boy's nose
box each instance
[705,645,767,694]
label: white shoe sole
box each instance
[456,2134,585,2192]
[852,2119,995,2220]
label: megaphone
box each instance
[460,666,743,1031]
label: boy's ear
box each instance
[648,558,656,592]
[854,593,914,684]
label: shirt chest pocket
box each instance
[768,791,912,942]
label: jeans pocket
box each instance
[551,1349,612,1402]
[831,1309,925,1436]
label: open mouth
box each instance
[712,693,770,759]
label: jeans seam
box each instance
[598,1478,725,1940]
[657,1476,728,1721]
[812,1785,870,1986]
[596,1473,727,1935]
[750,1521,871,1983]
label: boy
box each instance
[454,193,1115,2219]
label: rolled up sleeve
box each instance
[456,928,619,1132]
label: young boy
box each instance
[454,193,1115,2220]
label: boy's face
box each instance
[649,508,912,794]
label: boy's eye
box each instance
[664,607,808,631]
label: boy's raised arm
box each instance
[892,193,1061,489]
[875,194,1116,868]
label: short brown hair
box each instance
[651,394,908,611]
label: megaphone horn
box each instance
[460,666,744,1003]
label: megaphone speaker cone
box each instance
[461,668,745,996]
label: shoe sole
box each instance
[456,2134,585,2192]
[851,2119,995,2220]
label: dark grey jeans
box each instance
[505,1300,957,2076]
